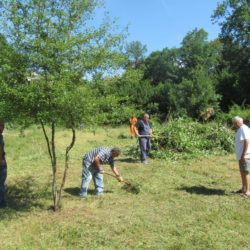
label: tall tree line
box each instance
[1,0,249,125]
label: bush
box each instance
[126,118,234,160]
[228,104,250,126]
[215,104,250,126]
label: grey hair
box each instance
[112,147,121,155]
[232,116,243,124]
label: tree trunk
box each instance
[57,126,76,208]
[41,121,58,211]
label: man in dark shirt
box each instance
[0,121,7,208]
[135,114,153,164]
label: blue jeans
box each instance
[79,159,104,197]
[0,165,7,205]
[139,137,151,161]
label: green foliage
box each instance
[168,66,221,118]
[144,48,181,85]
[212,0,250,108]
[92,68,156,125]
[143,29,222,119]
[124,40,147,69]
[115,69,155,110]
[0,0,125,127]
[180,29,222,74]
[126,119,234,160]
[152,118,234,160]
[95,95,137,125]
[229,105,250,124]
[0,34,27,121]
[216,104,250,125]
[0,0,126,210]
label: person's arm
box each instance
[93,156,104,173]
[112,166,123,182]
[241,139,249,161]
[134,126,141,137]
[135,121,142,137]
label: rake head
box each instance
[122,181,140,194]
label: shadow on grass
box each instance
[0,176,47,220]
[63,187,113,197]
[179,185,226,196]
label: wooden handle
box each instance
[103,172,131,185]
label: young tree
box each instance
[0,0,124,211]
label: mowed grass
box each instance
[1,125,250,250]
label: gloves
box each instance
[116,175,124,182]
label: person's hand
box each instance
[116,175,124,182]
[99,169,105,174]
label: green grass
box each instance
[1,125,250,249]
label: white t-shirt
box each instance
[235,124,250,160]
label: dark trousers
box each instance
[139,138,151,161]
[0,165,7,205]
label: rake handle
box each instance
[103,172,131,185]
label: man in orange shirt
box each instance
[129,115,138,138]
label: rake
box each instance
[103,172,140,194]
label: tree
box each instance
[0,34,27,121]
[144,48,181,85]
[142,29,221,119]
[92,68,156,124]
[125,41,147,69]
[166,29,222,117]
[0,0,124,211]
[168,66,220,118]
[212,0,250,108]
[179,28,222,78]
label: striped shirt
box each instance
[84,146,114,168]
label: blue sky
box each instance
[101,0,222,54]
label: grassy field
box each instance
[1,125,250,250]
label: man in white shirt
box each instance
[233,116,250,197]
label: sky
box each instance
[100,0,222,54]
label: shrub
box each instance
[216,104,250,126]
[126,118,234,160]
